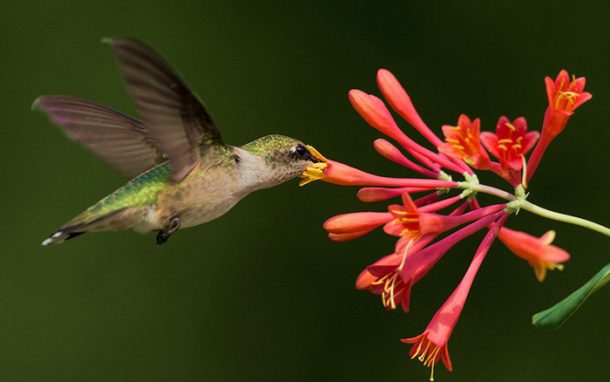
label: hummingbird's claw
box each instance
[156,216,181,245]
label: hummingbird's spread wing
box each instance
[34,95,164,178]
[105,37,222,183]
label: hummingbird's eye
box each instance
[295,144,308,157]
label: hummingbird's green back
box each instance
[67,163,172,226]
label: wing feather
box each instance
[105,37,222,182]
[34,95,163,178]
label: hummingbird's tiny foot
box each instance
[156,216,181,245]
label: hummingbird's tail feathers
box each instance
[33,95,164,178]
[41,206,152,246]
[41,211,117,246]
[41,228,86,246]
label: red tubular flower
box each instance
[438,115,490,169]
[376,68,443,147]
[301,159,457,188]
[374,138,437,178]
[362,211,504,312]
[480,116,539,171]
[384,193,423,238]
[527,70,592,183]
[498,227,570,281]
[356,187,436,203]
[401,216,506,380]
[348,90,465,174]
[543,70,592,138]
[305,68,595,377]
[323,212,392,242]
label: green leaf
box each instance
[532,263,610,330]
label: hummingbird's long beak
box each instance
[300,145,329,186]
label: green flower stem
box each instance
[459,182,610,238]
[518,200,610,237]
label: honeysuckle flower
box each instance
[307,67,607,379]
[384,192,422,238]
[543,70,592,137]
[374,138,438,178]
[480,116,539,172]
[438,115,491,169]
[526,70,592,182]
[363,211,504,312]
[498,227,570,281]
[384,193,505,239]
[376,68,442,147]
[376,69,472,175]
[402,216,507,380]
[348,89,464,174]
[323,212,392,242]
[301,158,457,189]
[356,186,437,203]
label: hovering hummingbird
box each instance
[36,37,324,245]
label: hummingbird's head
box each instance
[241,134,324,185]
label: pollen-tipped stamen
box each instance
[299,162,328,186]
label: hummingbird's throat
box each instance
[299,145,329,186]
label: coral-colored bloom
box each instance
[401,216,506,379]
[349,88,465,174]
[438,115,490,169]
[543,70,592,138]
[308,68,594,378]
[376,68,443,147]
[362,211,503,312]
[323,212,392,242]
[384,193,422,238]
[301,158,457,189]
[480,116,539,171]
[526,70,592,183]
[356,186,436,203]
[374,138,437,177]
[498,227,570,281]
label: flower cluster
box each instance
[302,69,590,380]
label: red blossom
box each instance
[300,68,593,377]
[438,115,490,169]
[323,212,392,242]
[401,216,506,378]
[481,116,539,171]
[498,227,570,281]
[526,70,592,183]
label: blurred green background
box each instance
[1,1,609,381]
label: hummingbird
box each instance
[36,37,323,245]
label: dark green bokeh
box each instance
[1,1,609,381]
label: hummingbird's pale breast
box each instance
[143,145,281,231]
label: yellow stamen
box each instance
[398,217,419,223]
[299,145,330,186]
[371,269,408,310]
[299,162,328,186]
[555,91,579,111]
[418,340,431,362]
[497,138,513,144]
[505,122,516,131]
